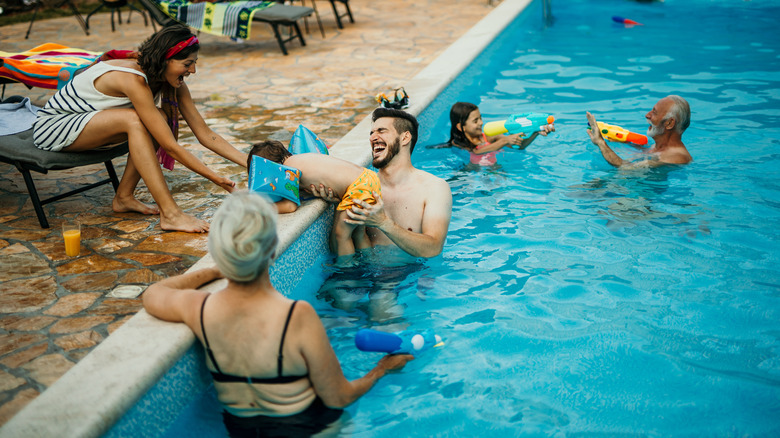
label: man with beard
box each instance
[335,108,452,258]
[586,95,693,167]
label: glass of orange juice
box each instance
[62,221,81,257]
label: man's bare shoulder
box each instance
[660,146,693,164]
[411,167,450,190]
[410,169,451,209]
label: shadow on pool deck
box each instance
[0,0,501,425]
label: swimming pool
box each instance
[14,0,772,435]
[309,0,780,435]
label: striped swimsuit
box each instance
[33,62,147,152]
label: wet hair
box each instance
[664,95,691,134]
[247,140,292,168]
[208,191,278,283]
[448,102,479,150]
[371,108,419,153]
[137,24,199,82]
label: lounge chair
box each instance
[138,0,314,55]
[136,0,177,30]
[0,97,128,229]
[85,0,150,32]
[252,3,315,55]
[23,0,89,39]
[327,0,353,29]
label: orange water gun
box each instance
[595,121,648,146]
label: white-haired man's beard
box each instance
[372,136,401,169]
[647,119,668,138]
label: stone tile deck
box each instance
[0,0,500,425]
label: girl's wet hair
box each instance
[137,24,199,82]
[448,102,479,150]
[208,191,278,283]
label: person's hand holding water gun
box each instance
[482,112,556,151]
[590,121,648,146]
[586,111,635,167]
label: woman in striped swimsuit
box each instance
[143,191,413,437]
[32,25,247,233]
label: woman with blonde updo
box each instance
[143,191,412,437]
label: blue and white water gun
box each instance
[355,329,444,355]
[483,112,555,137]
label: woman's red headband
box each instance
[166,36,198,59]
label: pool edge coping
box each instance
[0,0,532,436]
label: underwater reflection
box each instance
[316,247,433,323]
[566,166,704,228]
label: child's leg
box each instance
[331,210,357,256]
[351,225,371,251]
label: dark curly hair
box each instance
[137,24,199,82]
[448,102,479,151]
[248,140,293,168]
[371,108,419,154]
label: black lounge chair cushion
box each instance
[0,128,129,172]
[253,3,314,23]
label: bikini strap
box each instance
[277,300,299,377]
[199,294,224,375]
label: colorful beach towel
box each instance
[154,0,275,40]
[0,44,101,90]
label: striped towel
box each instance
[0,44,101,90]
[156,0,275,40]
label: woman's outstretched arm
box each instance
[178,84,248,167]
[293,301,413,409]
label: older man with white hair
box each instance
[586,95,693,167]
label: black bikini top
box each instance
[200,296,308,384]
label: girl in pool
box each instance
[447,101,554,166]
[33,25,247,233]
[143,191,413,437]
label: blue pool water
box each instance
[165,0,780,436]
[313,0,780,436]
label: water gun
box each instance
[483,113,555,137]
[612,16,643,26]
[594,121,648,146]
[355,328,444,356]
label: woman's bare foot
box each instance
[113,195,160,215]
[160,211,209,233]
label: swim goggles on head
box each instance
[375,87,410,109]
